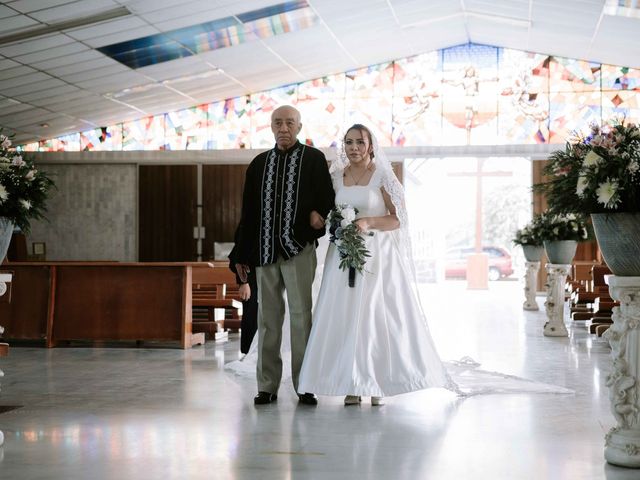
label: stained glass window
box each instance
[441,44,500,145]
[209,96,251,149]
[80,125,123,151]
[39,133,80,152]
[23,43,640,151]
[250,85,298,149]
[122,115,165,150]
[392,52,442,146]
[165,105,209,150]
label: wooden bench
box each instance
[191,264,242,339]
[0,262,204,349]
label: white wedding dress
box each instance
[297,168,453,397]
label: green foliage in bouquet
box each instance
[513,214,546,246]
[535,212,589,242]
[0,130,55,232]
[327,204,371,274]
[535,122,640,214]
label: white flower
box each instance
[582,228,588,239]
[0,135,10,148]
[340,218,351,228]
[596,179,621,208]
[628,160,640,175]
[342,207,356,223]
[25,169,36,181]
[553,227,559,236]
[20,199,31,210]
[590,135,604,147]
[630,128,640,139]
[576,175,588,197]
[584,150,603,167]
[0,184,7,202]
[11,155,25,167]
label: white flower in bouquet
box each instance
[342,206,356,222]
[20,199,31,210]
[0,135,10,149]
[583,150,603,167]
[11,155,25,167]
[576,175,588,197]
[25,169,36,181]
[0,184,7,202]
[596,179,620,208]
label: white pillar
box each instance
[543,264,571,337]
[0,271,11,448]
[523,261,540,311]
[604,276,640,468]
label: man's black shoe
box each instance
[254,392,277,405]
[297,393,318,405]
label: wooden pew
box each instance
[191,264,242,339]
[0,262,203,349]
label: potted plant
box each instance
[535,121,640,275]
[0,131,54,262]
[536,212,589,264]
[513,215,545,262]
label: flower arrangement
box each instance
[535,212,589,242]
[513,215,546,246]
[327,204,371,287]
[535,122,640,214]
[0,131,54,232]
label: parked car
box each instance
[445,246,514,281]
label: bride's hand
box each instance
[354,218,370,234]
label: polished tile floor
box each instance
[0,282,636,479]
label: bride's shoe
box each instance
[371,396,384,406]
[344,395,361,405]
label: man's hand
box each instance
[310,210,325,230]
[235,263,250,283]
[238,283,251,301]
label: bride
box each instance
[297,124,456,406]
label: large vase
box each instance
[543,240,577,265]
[522,244,544,262]
[591,212,640,276]
[0,217,12,264]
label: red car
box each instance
[445,246,514,281]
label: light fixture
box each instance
[0,6,131,46]
[39,123,49,128]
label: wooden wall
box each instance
[202,165,248,260]
[139,165,197,261]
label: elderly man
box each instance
[235,105,335,405]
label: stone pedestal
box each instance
[523,261,540,311]
[0,271,11,448]
[603,276,640,468]
[543,263,571,337]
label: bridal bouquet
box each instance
[327,204,371,287]
[0,130,54,232]
[535,122,640,214]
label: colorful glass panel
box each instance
[345,62,394,98]
[549,90,601,143]
[441,44,500,145]
[39,133,80,152]
[392,52,442,146]
[122,115,165,150]
[602,90,640,125]
[164,105,209,150]
[250,85,298,149]
[601,64,640,91]
[80,125,123,151]
[549,56,602,93]
[209,96,251,149]
[297,98,344,147]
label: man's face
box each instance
[271,107,302,150]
